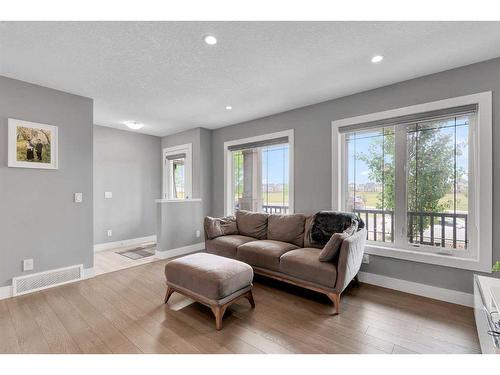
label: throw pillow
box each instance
[235,210,269,240]
[318,222,358,262]
[204,216,238,240]
[267,213,306,247]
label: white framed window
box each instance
[332,92,492,272]
[224,130,294,216]
[162,143,192,200]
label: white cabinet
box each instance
[474,275,500,353]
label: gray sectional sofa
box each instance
[204,210,367,314]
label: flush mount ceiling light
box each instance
[124,121,144,130]
[204,35,217,45]
[225,105,232,110]
[371,55,384,63]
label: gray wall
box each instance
[157,127,212,252]
[211,57,500,294]
[157,201,203,251]
[199,128,213,219]
[0,75,93,287]
[93,125,161,244]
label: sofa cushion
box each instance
[237,240,299,271]
[165,253,253,301]
[204,216,238,240]
[235,210,269,240]
[206,235,256,258]
[267,213,306,247]
[280,248,337,288]
[318,222,358,262]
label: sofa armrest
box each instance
[335,228,367,293]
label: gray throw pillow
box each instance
[318,222,357,262]
[204,216,238,240]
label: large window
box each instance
[332,93,492,272]
[225,130,293,215]
[163,143,192,200]
[346,116,469,252]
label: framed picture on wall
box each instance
[8,118,58,169]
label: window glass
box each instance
[346,129,395,242]
[230,143,289,214]
[262,144,289,214]
[406,116,469,249]
[171,158,185,199]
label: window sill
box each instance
[155,198,202,203]
[365,243,492,273]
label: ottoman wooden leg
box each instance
[245,290,255,308]
[211,305,228,331]
[164,286,175,304]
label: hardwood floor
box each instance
[0,258,480,354]
[94,242,158,276]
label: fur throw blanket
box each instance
[309,211,365,247]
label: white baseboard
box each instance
[0,285,13,300]
[0,266,95,301]
[155,242,205,260]
[82,267,95,279]
[94,235,157,252]
[358,271,473,307]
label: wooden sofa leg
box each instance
[353,274,360,286]
[164,286,175,304]
[327,293,341,315]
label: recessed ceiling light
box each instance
[225,105,232,110]
[124,121,144,130]
[204,35,217,45]
[371,55,384,63]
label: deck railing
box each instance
[407,211,467,249]
[262,204,289,214]
[353,208,468,249]
[353,209,395,243]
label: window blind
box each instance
[165,153,186,160]
[227,136,289,152]
[338,104,477,134]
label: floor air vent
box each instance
[12,264,84,296]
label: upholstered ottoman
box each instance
[164,252,255,330]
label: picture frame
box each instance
[8,118,58,169]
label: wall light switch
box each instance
[23,259,34,271]
[74,192,83,203]
[104,191,113,199]
[195,230,201,238]
[107,229,113,237]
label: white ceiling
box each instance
[1,21,500,137]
